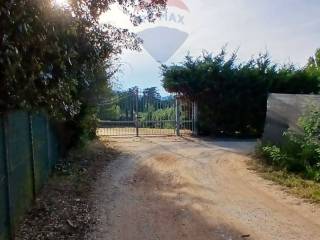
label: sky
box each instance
[100,0,320,95]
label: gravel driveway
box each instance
[88,137,320,240]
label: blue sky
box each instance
[100,0,320,95]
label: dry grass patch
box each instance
[251,161,320,204]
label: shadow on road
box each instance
[92,143,255,240]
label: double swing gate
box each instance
[97,90,197,137]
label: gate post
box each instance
[175,97,180,136]
[193,101,198,136]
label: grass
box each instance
[251,160,320,203]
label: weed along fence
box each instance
[0,111,60,240]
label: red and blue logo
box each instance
[138,0,190,63]
[167,0,189,11]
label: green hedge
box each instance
[162,50,320,137]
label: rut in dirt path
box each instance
[87,137,320,240]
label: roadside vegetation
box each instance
[254,106,320,202]
[258,107,320,181]
[252,164,320,203]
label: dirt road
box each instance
[88,137,320,240]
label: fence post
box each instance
[3,114,14,239]
[28,113,36,198]
[176,97,180,136]
[135,89,139,137]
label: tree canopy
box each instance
[0,0,166,119]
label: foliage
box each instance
[97,88,122,121]
[98,104,121,121]
[259,106,320,181]
[307,48,320,70]
[260,145,289,166]
[142,87,161,105]
[1,0,166,145]
[152,107,175,121]
[162,50,271,137]
[98,87,178,128]
[270,64,320,94]
[139,106,175,128]
[162,49,320,137]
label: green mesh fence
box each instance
[6,111,34,230]
[31,114,50,194]
[0,118,9,240]
[48,122,59,169]
[0,111,60,240]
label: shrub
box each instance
[259,106,320,181]
[261,145,289,166]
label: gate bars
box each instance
[97,89,198,137]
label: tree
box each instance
[0,0,167,143]
[142,87,161,109]
[0,0,166,115]
[307,49,320,70]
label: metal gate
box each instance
[97,88,197,137]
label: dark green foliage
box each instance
[98,95,121,121]
[162,51,271,137]
[162,49,320,137]
[260,107,320,181]
[142,87,161,104]
[270,65,320,94]
[1,0,166,146]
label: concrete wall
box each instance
[263,94,320,144]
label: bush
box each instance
[259,106,320,181]
[261,145,289,166]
